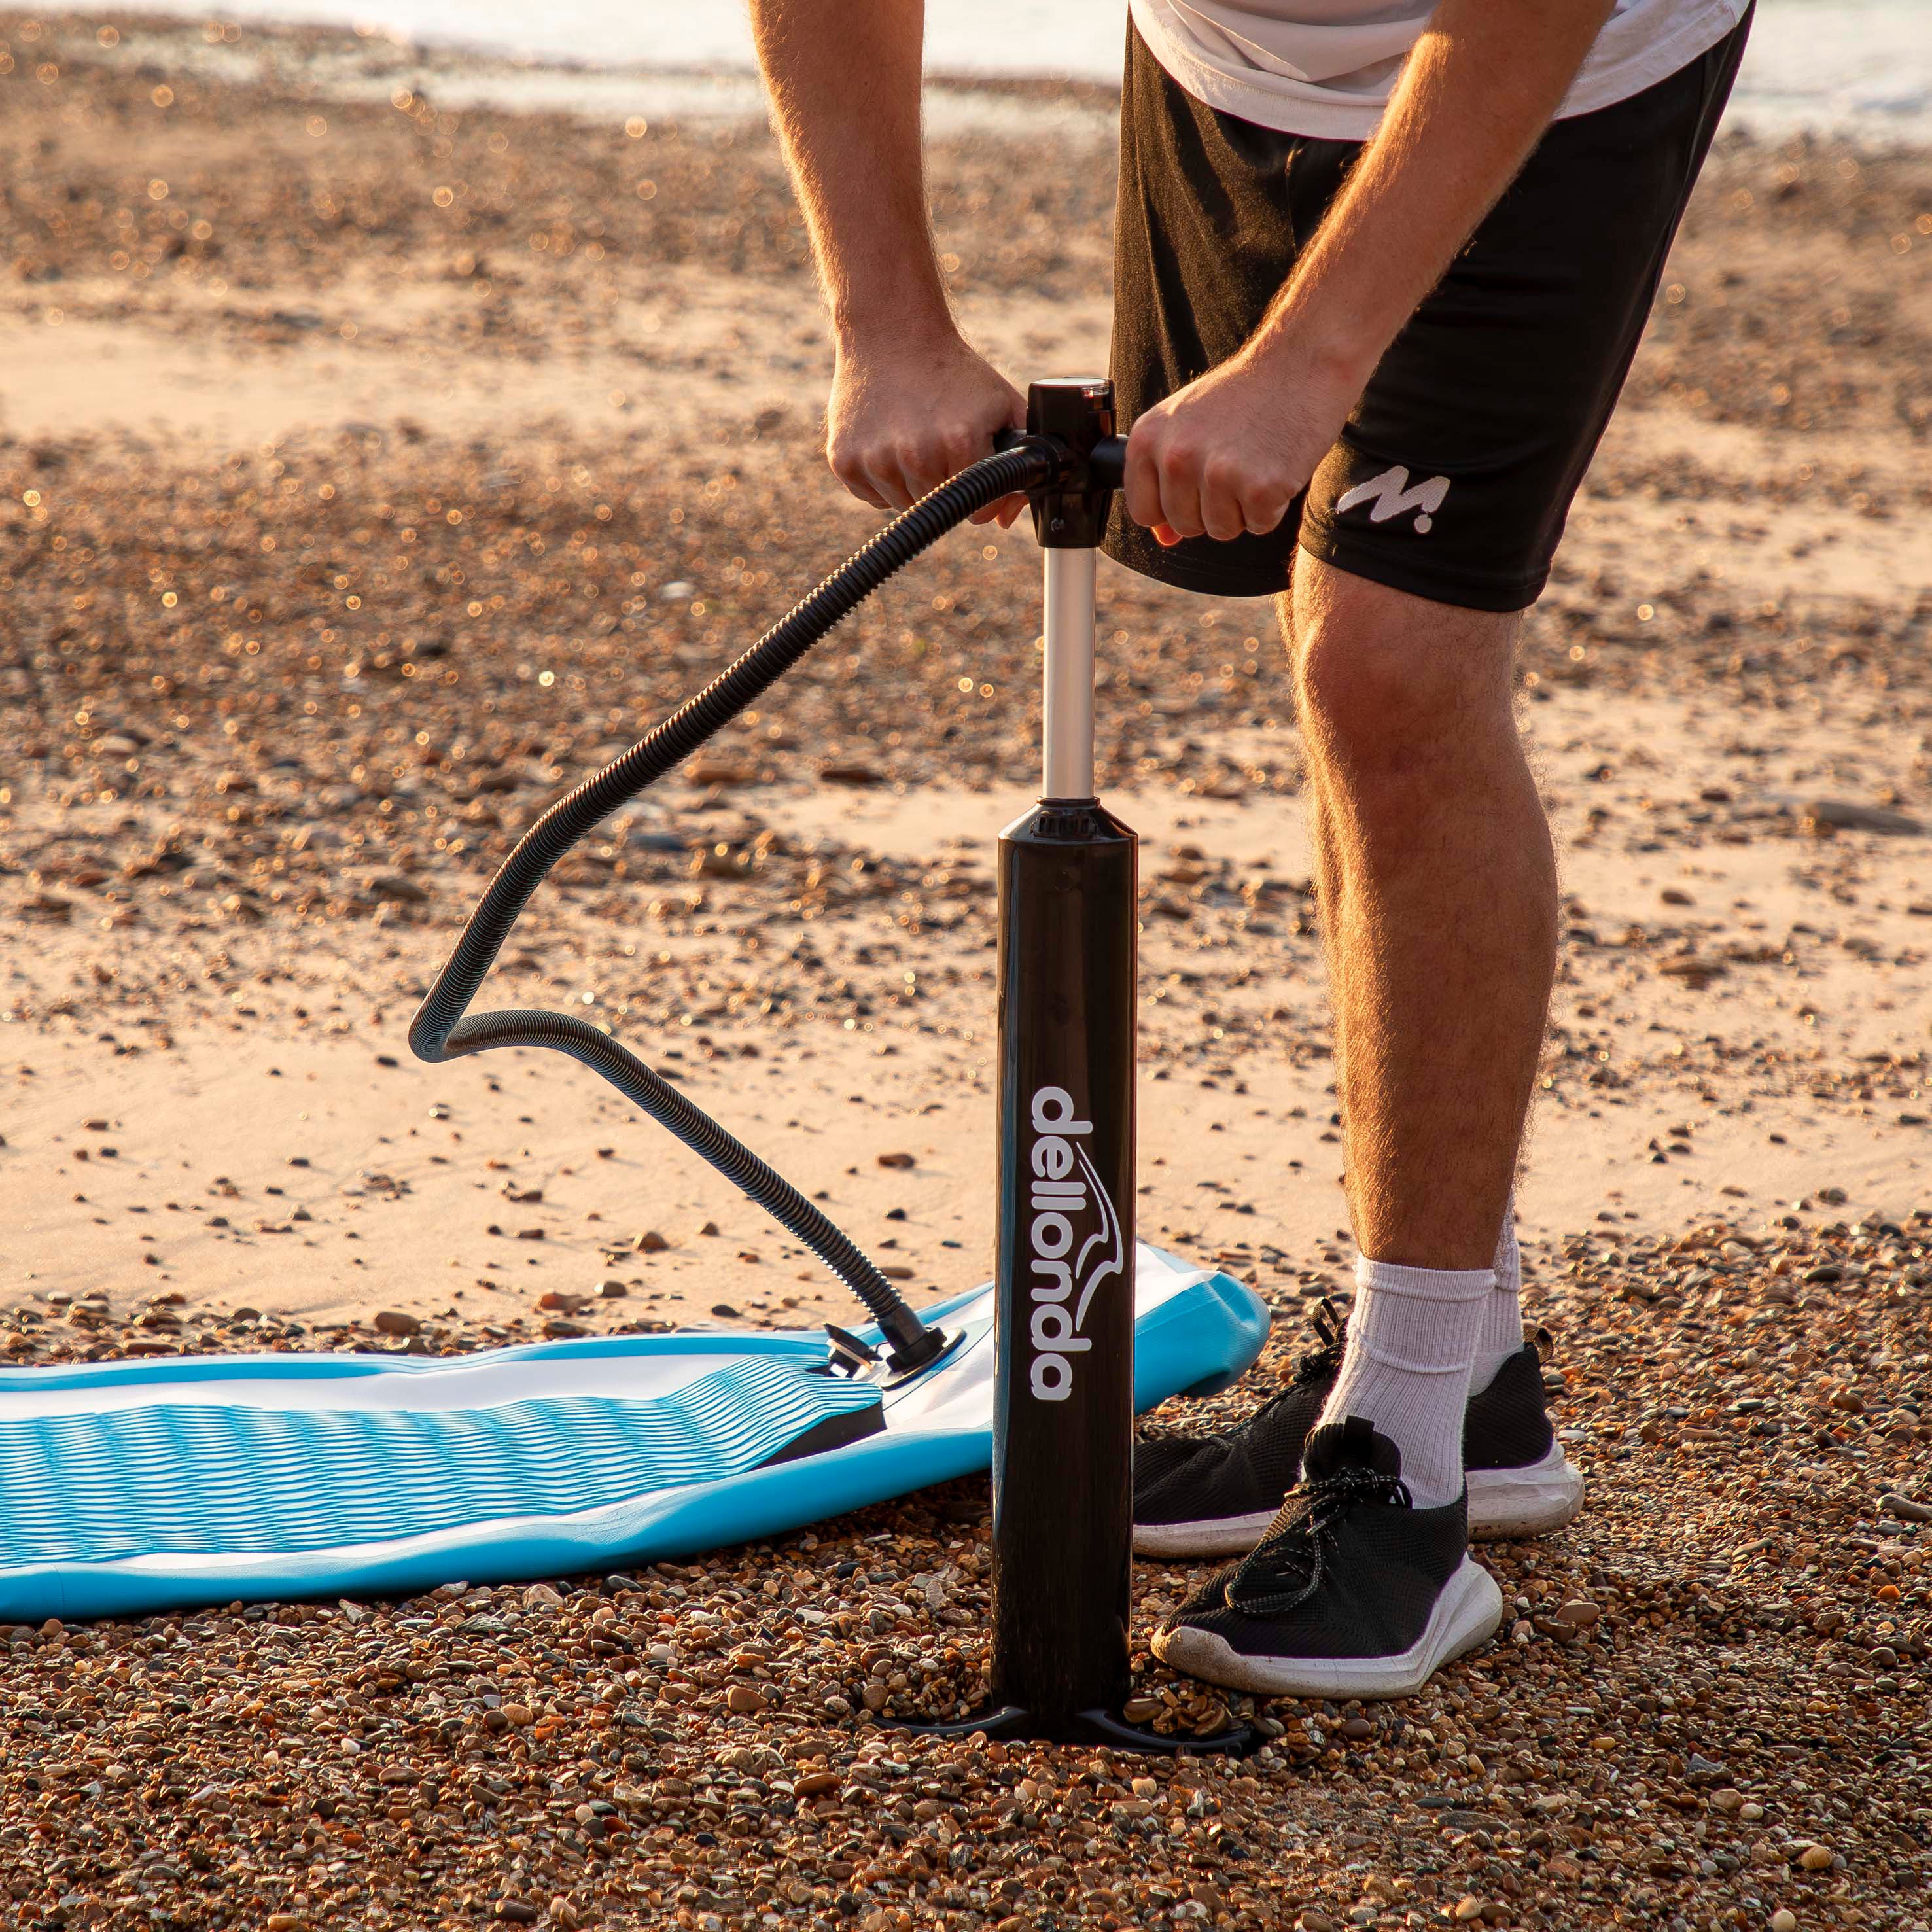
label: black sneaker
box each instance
[1463,1341,1586,1541]
[1134,1312,1583,1556]
[1133,1298,1347,1558]
[1151,1416,1503,1700]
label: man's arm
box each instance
[748,0,1025,519]
[1123,0,1617,547]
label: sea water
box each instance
[152,0,1932,145]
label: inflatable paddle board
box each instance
[0,1242,1265,1622]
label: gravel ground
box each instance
[3,1217,1928,1932]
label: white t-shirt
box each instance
[1128,0,1751,139]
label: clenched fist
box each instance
[1122,347,1360,547]
[826,330,1028,527]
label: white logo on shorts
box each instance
[1335,465,1451,534]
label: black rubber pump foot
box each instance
[894,1704,1261,1757]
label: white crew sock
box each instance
[1471,1195,1527,1394]
[1316,1257,1492,1509]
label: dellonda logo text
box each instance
[1025,1085,1126,1402]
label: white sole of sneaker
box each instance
[1152,1556,1505,1700]
[1132,1510,1280,1559]
[1135,1447,1586,1557]
[1468,1445,1585,1541]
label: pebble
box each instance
[1802,798,1923,835]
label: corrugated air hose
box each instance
[410,440,1057,1373]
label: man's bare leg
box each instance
[1150,558,1574,1688]
[1284,556,1557,1270]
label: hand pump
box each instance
[913,380,1254,1753]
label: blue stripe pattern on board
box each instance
[0,1358,881,1566]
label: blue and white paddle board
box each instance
[0,1243,1265,1621]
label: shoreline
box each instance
[8,11,1131,143]
[13,9,1932,150]
[2,0,1928,1316]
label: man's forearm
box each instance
[1248,0,1617,387]
[748,0,951,345]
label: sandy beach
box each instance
[1,11,1929,1932]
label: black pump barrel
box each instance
[989,799,1138,1721]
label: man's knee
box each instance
[1283,564,1519,789]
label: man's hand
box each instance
[828,331,1028,526]
[1122,347,1361,546]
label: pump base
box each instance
[894,1702,1260,1757]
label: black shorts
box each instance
[1104,10,1750,611]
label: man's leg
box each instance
[1304,707,1526,1395]
[1287,557,1556,1269]
[1148,558,1557,1694]
[1280,554,1555,1519]
[1302,728,1526,1314]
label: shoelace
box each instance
[1141,1297,1346,1449]
[1227,1298,1346,1437]
[1292,1296,1347,1381]
[1219,1460,1411,1619]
